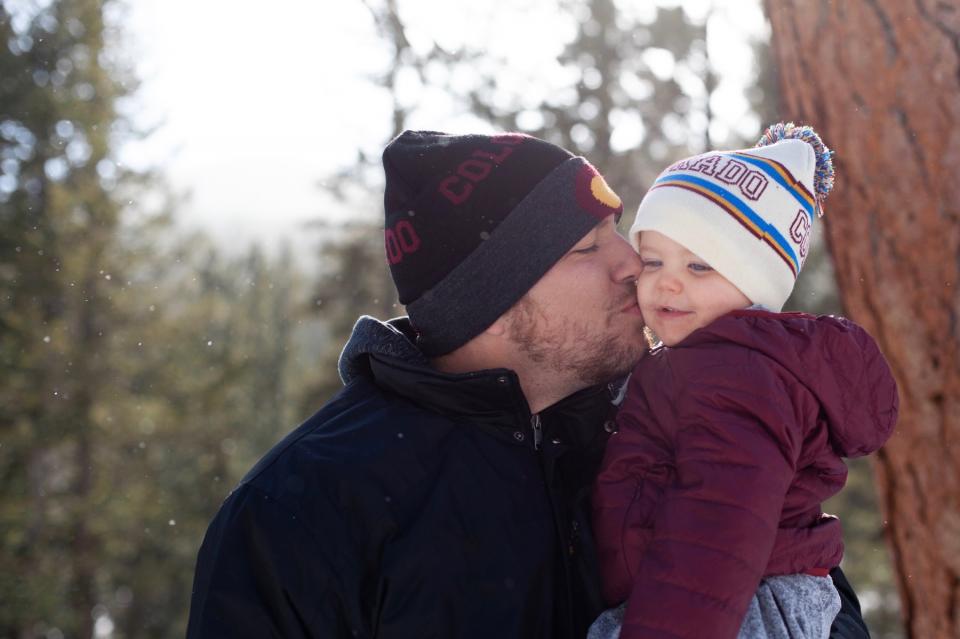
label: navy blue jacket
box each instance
[187,317,615,638]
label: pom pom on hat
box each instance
[757,122,834,216]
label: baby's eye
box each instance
[688,262,713,273]
[641,259,662,269]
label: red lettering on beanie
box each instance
[790,209,811,263]
[437,135,529,205]
[438,175,473,205]
[458,159,493,181]
[385,219,422,265]
[385,229,402,264]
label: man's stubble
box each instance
[506,289,646,389]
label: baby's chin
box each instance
[648,326,693,347]
[654,314,726,346]
[660,334,689,347]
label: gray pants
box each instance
[587,574,841,639]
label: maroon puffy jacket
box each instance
[593,309,898,639]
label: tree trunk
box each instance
[763,1,960,637]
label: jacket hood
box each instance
[338,315,430,384]
[684,309,898,458]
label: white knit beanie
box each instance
[629,123,834,311]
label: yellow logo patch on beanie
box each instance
[575,163,624,220]
[591,174,622,209]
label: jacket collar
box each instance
[338,316,620,439]
[338,315,430,384]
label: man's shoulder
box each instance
[228,377,463,523]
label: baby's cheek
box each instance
[634,274,651,305]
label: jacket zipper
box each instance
[531,413,542,450]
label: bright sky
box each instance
[121,0,766,252]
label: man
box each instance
[186,131,870,638]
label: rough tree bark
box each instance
[764,1,960,637]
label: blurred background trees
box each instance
[1,0,139,633]
[1,2,308,635]
[0,0,916,636]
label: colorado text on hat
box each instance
[437,134,528,205]
[384,134,530,266]
[385,218,421,266]
[667,154,770,201]
[664,151,813,268]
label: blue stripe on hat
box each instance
[729,152,814,220]
[653,173,800,274]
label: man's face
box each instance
[506,216,646,387]
[636,230,751,346]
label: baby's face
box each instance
[636,231,751,346]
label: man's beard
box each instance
[506,294,645,388]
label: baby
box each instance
[589,124,899,639]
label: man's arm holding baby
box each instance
[830,567,871,639]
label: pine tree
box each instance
[0,0,140,635]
